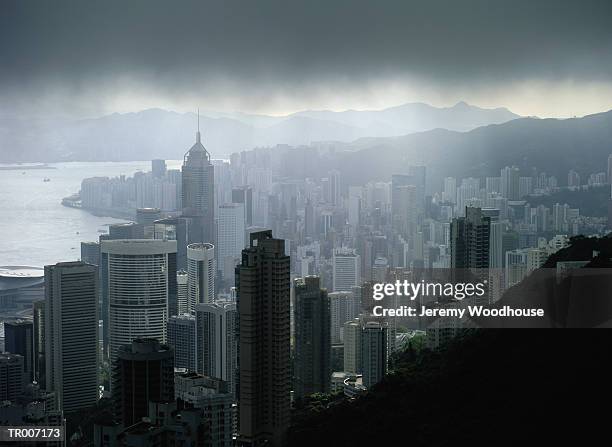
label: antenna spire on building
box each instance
[196,108,201,143]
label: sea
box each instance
[0,160,181,268]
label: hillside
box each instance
[274,109,612,190]
[290,236,612,445]
[289,329,612,446]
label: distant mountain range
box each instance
[0,102,519,162]
[277,109,612,190]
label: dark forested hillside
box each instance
[289,329,612,446]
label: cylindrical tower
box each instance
[101,239,177,363]
[187,242,215,310]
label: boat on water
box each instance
[43,178,51,182]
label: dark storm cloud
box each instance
[1,0,611,113]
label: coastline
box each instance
[61,194,136,220]
[0,163,56,171]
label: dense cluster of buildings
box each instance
[2,126,611,446]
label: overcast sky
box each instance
[1,0,612,118]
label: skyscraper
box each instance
[176,270,189,314]
[4,320,34,382]
[293,276,331,400]
[101,239,177,363]
[501,166,520,200]
[33,300,46,387]
[343,319,361,374]
[347,187,362,232]
[391,173,417,236]
[361,321,388,388]
[152,159,167,179]
[392,184,419,239]
[187,242,215,311]
[450,207,491,270]
[450,207,491,303]
[332,248,361,292]
[482,208,503,269]
[45,261,99,412]
[112,338,174,427]
[182,124,215,245]
[232,185,253,226]
[154,217,189,270]
[237,230,290,447]
[329,291,360,345]
[217,203,246,285]
[0,353,25,402]
[328,169,341,206]
[195,301,237,392]
[408,164,426,215]
[168,314,197,371]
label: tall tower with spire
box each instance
[182,111,215,245]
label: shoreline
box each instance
[61,195,136,220]
[0,163,56,171]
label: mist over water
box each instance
[0,161,180,267]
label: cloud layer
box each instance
[2,0,612,117]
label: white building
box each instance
[176,270,188,315]
[333,248,361,292]
[187,243,215,311]
[101,239,177,364]
[217,203,246,284]
[195,300,237,392]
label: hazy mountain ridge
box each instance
[0,102,519,162]
[275,109,612,190]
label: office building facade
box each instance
[45,261,99,413]
[101,239,177,363]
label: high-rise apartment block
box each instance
[293,276,331,400]
[237,230,291,447]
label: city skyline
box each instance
[1,2,612,445]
